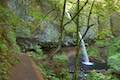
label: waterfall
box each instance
[66,11,71,19]
[79,32,93,65]
[65,11,93,65]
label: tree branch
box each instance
[50,0,67,59]
[53,10,59,21]
[73,0,80,79]
[81,0,95,40]
[63,0,89,27]
[42,8,55,20]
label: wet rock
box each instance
[16,21,60,52]
[16,37,39,52]
[63,36,76,46]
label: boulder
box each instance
[63,36,76,47]
[33,21,60,43]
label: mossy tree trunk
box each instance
[73,0,80,79]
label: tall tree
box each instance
[59,0,67,49]
[73,0,95,79]
[52,0,67,57]
[73,0,80,79]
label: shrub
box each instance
[0,42,18,80]
[108,53,120,72]
[108,37,120,57]
[97,28,112,39]
[0,24,19,80]
[28,45,45,60]
[53,53,68,64]
[86,70,119,80]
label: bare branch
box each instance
[51,0,67,59]
[81,0,95,40]
[59,0,67,46]
[42,8,55,20]
[53,10,59,21]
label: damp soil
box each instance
[9,54,44,80]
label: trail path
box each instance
[9,54,44,80]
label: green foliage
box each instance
[88,46,99,58]
[13,44,21,54]
[37,53,70,80]
[108,53,120,72]
[64,20,76,33]
[6,29,21,53]
[16,26,31,37]
[59,68,70,80]
[97,28,112,40]
[0,5,22,26]
[7,13,21,27]
[38,62,70,80]
[104,0,120,14]
[29,6,44,21]
[34,45,43,55]
[7,30,16,45]
[29,49,44,60]
[95,39,109,47]
[47,0,64,11]
[0,42,18,80]
[88,39,109,59]
[28,45,46,60]
[38,63,59,80]
[86,70,119,80]
[108,37,120,57]
[0,42,8,53]
[53,54,68,64]
[51,77,60,80]
[0,25,20,80]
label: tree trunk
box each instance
[52,0,67,57]
[73,0,80,79]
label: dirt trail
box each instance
[9,54,44,80]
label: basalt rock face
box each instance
[63,36,76,47]
[33,21,76,47]
[16,21,75,52]
[16,37,39,52]
[110,12,120,37]
[8,0,30,21]
[33,21,60,43]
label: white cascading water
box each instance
[66,11,71,19]
[79,32,93,65]
[66,11,93,65]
